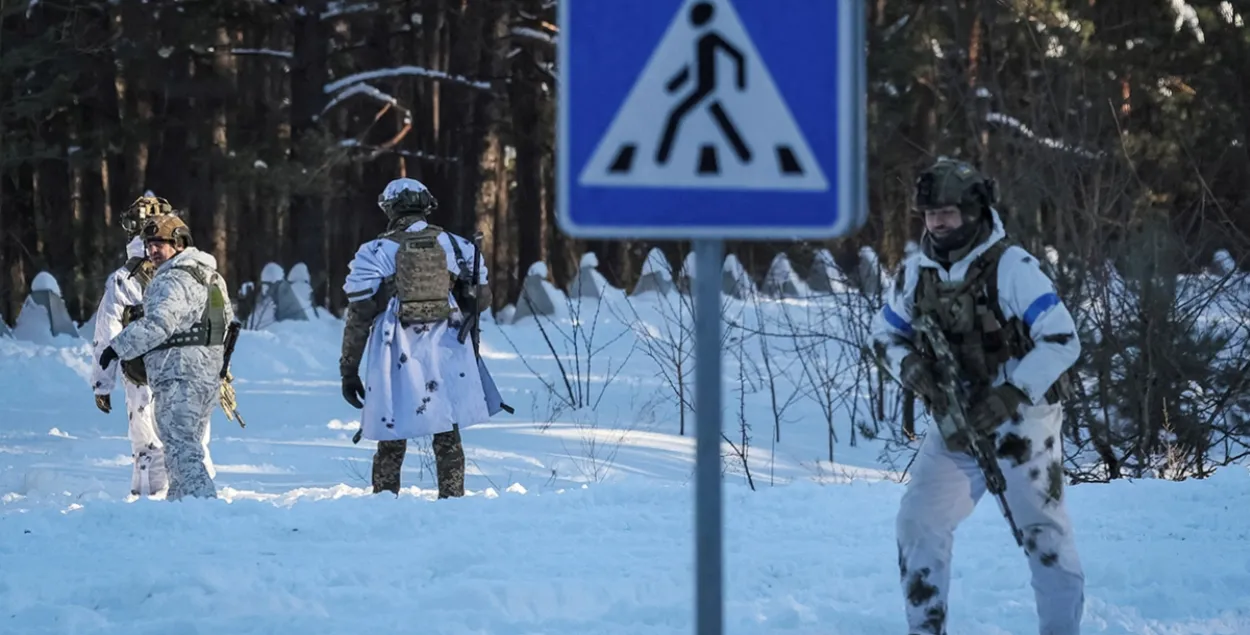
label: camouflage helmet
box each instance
[122,194,173,236]
[377,178,438,220]
[141,213,193,249]
[913,157,998,220]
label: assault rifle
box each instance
[219,320,246,428]
[912,312,1022,548]
[452,231,515,415]
[456,231,484,352]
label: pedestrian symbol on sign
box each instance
[578,0,829,191]
[655,1,751,173]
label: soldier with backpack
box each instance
[338,177,506,499]
[871,158,1086,635]
[98,213,233,501]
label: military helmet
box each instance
[377,178,438,220]
[913,157,998,219]
[141,213,193,249]
[122,195,173,236]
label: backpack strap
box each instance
[980,239,1074,404]
[446,232,470,276]
[979,239,1011,327]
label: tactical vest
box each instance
[379,225,454,326]
[913,240,1072,404]
[120,262,228,386]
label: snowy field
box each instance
[2,282,1249,635]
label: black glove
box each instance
[900,353,944,411]
[341,374,366,409]
[968,383,1029,436]
[98,346,118,370]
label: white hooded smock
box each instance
[90,237,167,496]
[343,220,501,441]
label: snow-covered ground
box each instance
[1,289,1248,634]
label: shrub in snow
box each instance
[1066,219,1250,481]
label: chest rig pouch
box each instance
[914,241,1070,404]
[381,225,453,326]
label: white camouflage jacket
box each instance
[90,237,147,395]
[870,209,1080,406]
[109,248,234,385]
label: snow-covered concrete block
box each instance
[632,247,675,296]
[13,271,79,343]
[568,251,611,299]
[511,261,564,322]
[806,249,848,294]
[761,253,807,298]
[722,253,755,300]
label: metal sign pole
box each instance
[694,237,724,635]
[559,2,867,633]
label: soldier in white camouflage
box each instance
[339,177,504,498]
[871,158,1086,635]
[90,195,171,497]
[98,214,233,501]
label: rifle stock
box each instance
[219,321,246,428]
[912,313,1023,548]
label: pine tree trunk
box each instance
[210,25,236,286]
[290,0,329,303]
[509,39,545,298]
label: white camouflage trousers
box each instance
[123,380,215,497]
[123,379,167,497]
[150,372,220,501]
[896,403,1085,635]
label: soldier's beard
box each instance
[923,218,990,264]
[150,247,179,266]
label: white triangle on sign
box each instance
[578,0,828,192]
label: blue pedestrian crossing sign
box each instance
[558,0,866,240]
